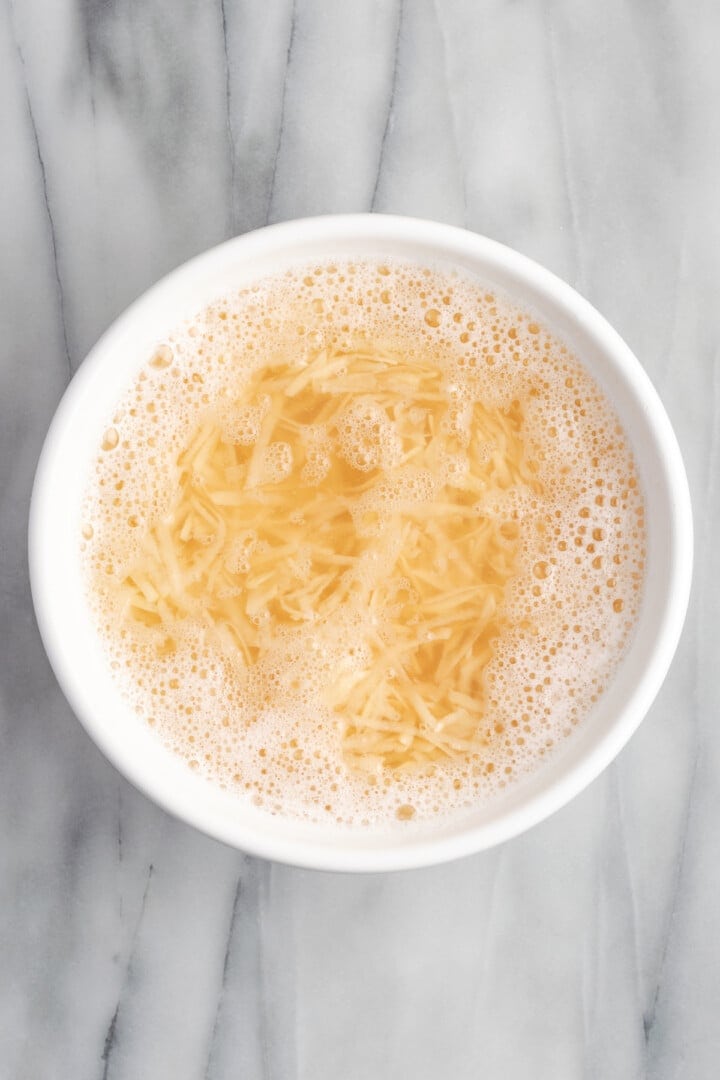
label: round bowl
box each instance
[29,215,693,871]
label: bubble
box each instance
[261,441,293,483]
[336,399,402,473]
[149,344,173,369]
[221,396,270,445]
[224,531,257,574]
[300,425,333,485]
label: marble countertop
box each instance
[1,1,717,1077]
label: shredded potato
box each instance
[117,340,542,773]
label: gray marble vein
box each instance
[1,1,719,1077]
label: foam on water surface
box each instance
[81,260,645,829]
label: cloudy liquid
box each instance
[81,260,645,828]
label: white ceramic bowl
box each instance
[29,215,693,871]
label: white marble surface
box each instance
[1,1,717,1077]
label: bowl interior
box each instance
[29,216,692,871]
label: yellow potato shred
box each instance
[116,340,541,774]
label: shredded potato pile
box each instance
[117,339,542,773]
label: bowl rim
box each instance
[28,213,693,871]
